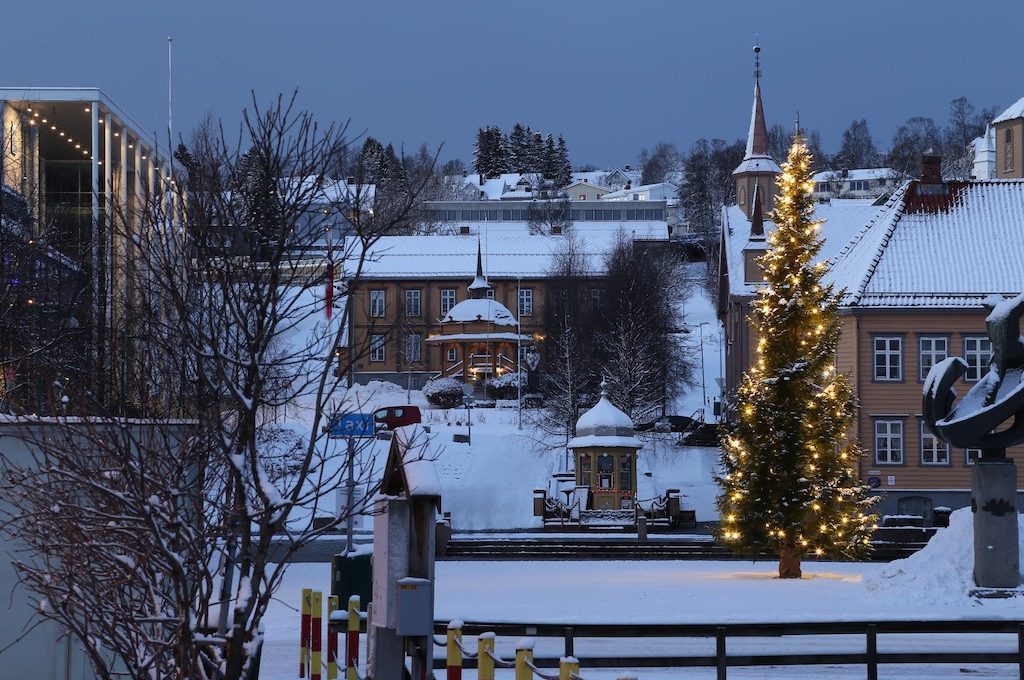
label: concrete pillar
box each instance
[972,459,1021,589]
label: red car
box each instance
[373,405,422,430]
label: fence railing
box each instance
[432,619,1024,678]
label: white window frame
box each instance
[518,288,534,317]
[918,335,947,382]
[873,336,902,381]
[964,335,992,382]
[369,334,385,362]
[965,448,982,466]
[874,419,903,464]
[486,289,495,300]
[404,289,421,317]
[920,421,949,466]
[446,347,458,363]
[440,288,456,316]
[405,333,422,363]
[369,289,385,318]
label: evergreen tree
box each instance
[542,133,558,180]
[508,123,529,173]
[555,135,572,188]
[528,132,545,173]
[472,126,508,178]
[716,134,876,578]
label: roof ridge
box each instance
[829,182,909,305]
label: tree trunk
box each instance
[778,543,802,579]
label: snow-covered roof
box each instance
[812,168,897,183]
[992,96,1024,124]
[827,180,1024,308]
[345,234,619,280]
[568,387,641,449]
[425,331,531,343]
[442,221,668,241]
[722,198,886,298]
[441,298,517,327]
[733,156,782,176]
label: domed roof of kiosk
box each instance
[441,298,517,326]
[568,382,642,449]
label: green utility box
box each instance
[331,552,372,606]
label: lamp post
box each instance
[517,276,522,429]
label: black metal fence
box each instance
[433,619,1024,678]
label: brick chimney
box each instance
[921,152,943,184]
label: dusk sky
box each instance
[6,0,1018,167]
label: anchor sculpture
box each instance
[922,292,1023,590]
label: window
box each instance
[369,289,385,318]
[488,210,498,221]
[405,333,422,363]
[619,454,632,491]
[584,210,594,220]
[486,289,495,300]
[874,419,903,464]
[849,180,870,192]
[919,336,947,381]
[964,336,991,381]
[591,288,606,312]
[579,453,592,484]
[611,209,621,220]
[815,182,830,193]
[966,448,982,466]
[579,193,586,200]
[920,421,949,465]
[626,209,636,220]
[446,347,458,363]
[370,334,385,362]
[404,289,421,317]
[440,288,456,316]
[519,288,533,316]
[597,454,614,489]
[873,336,902,381]
[1005,128,1014,172]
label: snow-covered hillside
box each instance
[330,381,721,531]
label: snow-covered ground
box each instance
[259,509,1024,678]
[325,380,721,532]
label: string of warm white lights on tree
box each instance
[716,134,877,577]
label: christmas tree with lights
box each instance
[716,134,877,578]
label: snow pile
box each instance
[865,508,1024,605]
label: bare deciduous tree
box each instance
[0,92,435,680]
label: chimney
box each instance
[346,176,354,185]
[479,173,484,185]
[624,164,631,172]
[462,170,468,178]
[921,152,942,184]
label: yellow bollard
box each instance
[446,620,463,679]
[346,596,361,680]
[311,591,323,680]
[477,632,496,680]
[559,656,580,680]
[300,588,312,678]
[514,639,534,680]
[327,595,338,680]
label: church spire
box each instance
[468,238,491,297]
[745,41,770,159]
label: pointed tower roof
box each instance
[467,239,491,296]
[734,42,782,176]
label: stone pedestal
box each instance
[972,460,1021,589]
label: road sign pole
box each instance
[346,435,355,554]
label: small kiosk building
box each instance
[568,383,642,511]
